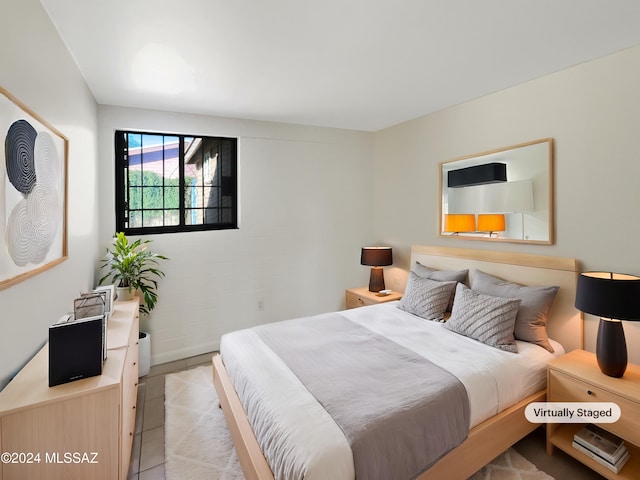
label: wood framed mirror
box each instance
[440,138,554,244]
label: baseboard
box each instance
[150,340,220,367]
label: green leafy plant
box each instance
[99,232,168,315]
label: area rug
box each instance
[165,365,553,480]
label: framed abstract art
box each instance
[0,86,68,290]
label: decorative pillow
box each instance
[471,270,559,353]
[397,273,457,321]
[444,283,521,353]
[413,262,468,310]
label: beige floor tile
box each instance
[143,396,165,431]
[139,425,165,472]
[144,374,165,402]
[139,463,166,480]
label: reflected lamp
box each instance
[443,214,476,234]
[477,214,506,238]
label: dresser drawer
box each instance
[549,369,640,445]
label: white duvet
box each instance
[220,301,564,480]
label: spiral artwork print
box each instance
[1,87,67,289]
[5,118,61,266]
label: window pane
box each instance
[163,186,179,209]
[221,208,233,223]
[164,210,180,226]
[204,208,220,224]
[128,186,142,210]
[142,210,163,227]
[142,187,162,208]
[128,169,142,187]
[203,186,215,208]
[128,133,142,151]
[185,209,203,225]
[129,210,142,228]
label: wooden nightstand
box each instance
[546,349,640,479]
[345,287,402,309]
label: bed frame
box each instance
[212,245,581,480]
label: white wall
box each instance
[6,0,639,380]
[373,45,640,363]
[0,0,99,387]
[98,106,374,365]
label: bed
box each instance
[212,245,581,480]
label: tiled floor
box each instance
[127,352,215,480]
[127,353,605,480]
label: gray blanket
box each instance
[255,313,470,480]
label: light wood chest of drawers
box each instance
[0,299,140,480]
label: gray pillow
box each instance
[414,261,468,283]
[413,262,468,310]
[444,283,521,353]
[398,273,457,321]
[471,270,559,353]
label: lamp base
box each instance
[368,267,386,293]
[596,318,627,377]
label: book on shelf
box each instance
[573,424,627,465]
[572,440,630,473]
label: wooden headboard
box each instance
[410,245,582,352]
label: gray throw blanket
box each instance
[255,313,470,480]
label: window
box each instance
[115,131,237,235]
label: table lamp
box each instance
[361,247,393,292]
[575,271,640,377]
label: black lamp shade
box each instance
[361,247,392,293]
[575,272,640,377]
[360,247,393,267]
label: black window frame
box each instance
[115,130,238,235]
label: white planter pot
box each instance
[116,286,135,301]
[138,331,151,377]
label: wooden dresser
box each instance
[0,299,140,480]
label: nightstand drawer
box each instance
[549,369,640,445]
[346,290,370,308]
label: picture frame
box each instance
[93,284,115,318]
[0,86,68,289]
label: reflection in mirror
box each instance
[440,138,553,244]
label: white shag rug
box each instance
[165,365,554,480]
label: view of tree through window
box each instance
[114,131,237,235]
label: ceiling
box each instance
[40,0,640,132]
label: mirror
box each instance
[440,138,554,244]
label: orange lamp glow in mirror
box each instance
[443,214,476,234]
[477,214,506,237]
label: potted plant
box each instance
[99,232,168,315]
[100,232,168,377]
